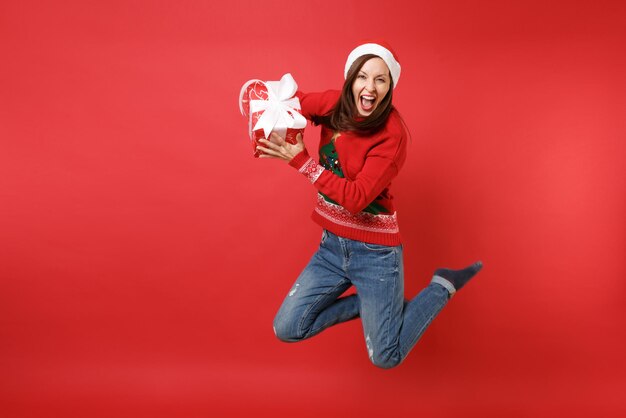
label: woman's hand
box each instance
[257,132,304,163]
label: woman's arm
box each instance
[258,130,406,215]
[296,90,340,120]
[290,146,402,214]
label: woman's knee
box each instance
[273,313,302,342]
[370,355,402,369]
[369,350,403,369]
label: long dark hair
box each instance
[311,54,394,134]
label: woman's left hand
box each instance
[257,132,304,163]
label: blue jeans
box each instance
[273,230,450,369]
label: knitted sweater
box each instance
[288,90,408,246]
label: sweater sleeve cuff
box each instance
[288,149,311,170]
[289,149,324,184]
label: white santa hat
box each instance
[344,41,401,88]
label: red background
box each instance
[1,1,625,416]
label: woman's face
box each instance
[352,57,391,117]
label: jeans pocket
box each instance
[361,241,394,252]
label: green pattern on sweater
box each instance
[319,136,388,215]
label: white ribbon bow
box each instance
[249,73,307,139]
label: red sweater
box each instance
[289,90,408,246]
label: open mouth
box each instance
[360,95,376,112]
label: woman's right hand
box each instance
[257,132,304,163]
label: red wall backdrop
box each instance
[1,0,624,416]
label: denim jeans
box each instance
[273,229,450,369]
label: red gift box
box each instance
[239,73,306,158]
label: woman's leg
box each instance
[273,231,360,342]
[348,242,415,368]
[350,241,481,369]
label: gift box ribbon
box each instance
[249,73,307,139]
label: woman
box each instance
[256,42,482,369]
